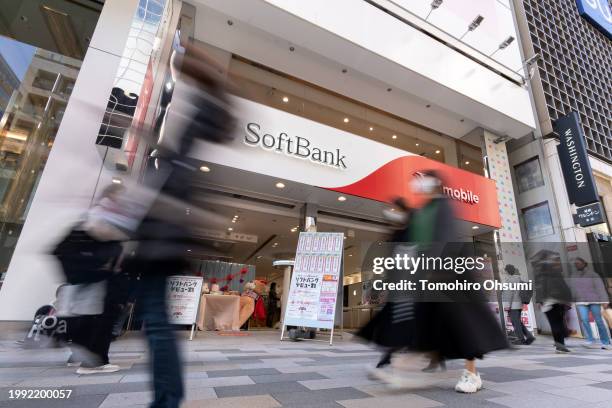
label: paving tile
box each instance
[488,390,586,408]
[186,376,254,388]
[251,372,326,384]
[67,381,151,397]
[184,386,217,401]
[569,372,612,382]
[535,357,612,367]
[556,364,612,374]
[484,379,558,394]
[207,368,281,378]
[182,395,280,408]
[299,377,380,390]
[272,387,370,405]
[477,367,568,383]
[541,385,612,402]
[16,374,124,387]
[337,394,443,408]
[214,381,310,398]
[99,390,152,407]
[531,375,597,387]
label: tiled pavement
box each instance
[2,327,612,407]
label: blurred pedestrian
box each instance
[532,249,572,353]
[125,42,235,408]
[504,264,535,345]
[54,183,128,373]
[571,257,611,350]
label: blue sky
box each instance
[0,35,36,81]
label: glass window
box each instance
[514,157,544,193]
[522,202,554,239]
[0,0,101,287]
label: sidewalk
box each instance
[1,326,612,407]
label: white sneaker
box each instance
[455,369,482,393]
[582,342,599,349]
[77,364,120,375]
[601,344,611,350]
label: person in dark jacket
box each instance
[369,170,508,393]
[266,282,281,328]
[127,43,235,408]
[504,264,535,345]
[532,249,573,353]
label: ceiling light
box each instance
[472,225,479,230]
[291,228,297,232]
[490,36,515,56]
[415,143,420,146]
[275,182,285,189]
[348,254,353,257]
[435,150,441,154]
[426,0,443,20]
[111,177,122,184]
[227,227,233,231]
[343,117,349,123]
[369,126,374,131]
[231,219,236,223]
[392,134,397,139]
[282,96,289,103]
[256,255,263,259]
[199,165,210,172]
[337,196,347,202]
[187,249,192,252]
[465,161,470,165]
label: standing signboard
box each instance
[166,275,203,340]
[281,232,344,344]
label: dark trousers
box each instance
[509,309,534,343]
[545,304,566,345]
[136,269,184,408]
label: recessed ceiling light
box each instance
[228,227,233,231]
[465,161,470,165]
[472,225,479,230]
[415,143,420,146]
[392,134,397,139]
[435,150,441,154]
[256,255,263,259]
[369,126,374,131]
[338,196,347,202]
[200,165,210,172]
[111,177,122,184]
[282,96,289,103]
[231,219,237,223]
[275,182,285,189]
[187,249,192,252]
[343,117,349,123]
[290,227,297,232]
[348,254,353,257]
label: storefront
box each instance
[0,0,538,323]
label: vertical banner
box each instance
[166,275,203,325]
[554,112,599,207]
[283,232,344,330]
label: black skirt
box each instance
[356,301,416,349]
[411,302,508,360]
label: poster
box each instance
[284,232,344,330]
[166,275,203,325]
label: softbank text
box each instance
[245,122,347,169]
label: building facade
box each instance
[0,0,538,323]
[509,0,612,334]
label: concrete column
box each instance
[0,0,140,320]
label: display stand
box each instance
[280,232,344,346]
[166,275,203,341]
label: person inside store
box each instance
[503,264,535,345]
[532,249,573,353]
[365,170,508,393]
[266,282,281,328]
[571,257,611,350]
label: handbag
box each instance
[52,226,122,284]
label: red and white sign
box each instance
[187,96,501,228]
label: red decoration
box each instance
[221,285,229,292]
[210,278,218,284]
[226,274,234,282]
[239,267,248,275]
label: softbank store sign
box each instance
[193,96,501,228]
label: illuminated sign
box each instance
[575,0,612,39]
